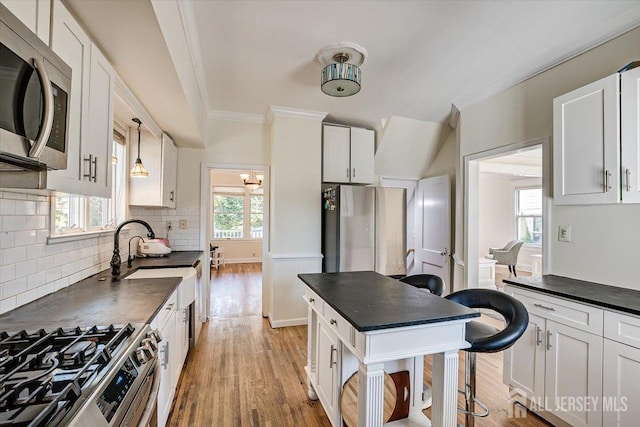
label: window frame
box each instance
[212,186,263,241]
[514,186,543,247]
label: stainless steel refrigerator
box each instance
[322,185,406,275]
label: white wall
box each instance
[478,175,542,271]
[459,27,640,290]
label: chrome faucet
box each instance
[111,219,155,276]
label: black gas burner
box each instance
[0,324,136,427]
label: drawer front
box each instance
[153,291,177,330]
[323,303,357,347]
[604,310,640,349]
[305,288,324,313]
[506,286,603,335]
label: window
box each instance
[515,187,542,245]
[51,127,127,237]
[212,187,263,239]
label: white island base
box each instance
[304,291,472,427]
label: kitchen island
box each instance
[298,271,480,427]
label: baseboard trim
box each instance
[268,315,307,328]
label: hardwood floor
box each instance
[168,264,551,426]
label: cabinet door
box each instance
[48,0,91,192]
[544,320,603,427]
[82,44,114,197]
[503,313,545,402]
[622,67,640,204]
[157,309,176,427]
[603,339,640,427]
[316,318,338,421]
[174,306,189,375]
[1,0,50,44]
[349,127,375,184]
[553,74,620,204]
[161,133,177,208]
[323,125,350,183]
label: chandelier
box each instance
[240,171,264,191]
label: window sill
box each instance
[47,229,115,244]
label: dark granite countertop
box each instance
[503,275,640,316]
[298,271,480,332]
[0,272,182,332]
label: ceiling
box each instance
[65,1,640,147]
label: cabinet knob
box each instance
[330,319,337,326]
[309,297,315,303]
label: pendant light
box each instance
[240,171,264,191]
[130,118,148,178]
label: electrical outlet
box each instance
[558,225,572,242]
[179,219,187,229]
[166,221,172,230]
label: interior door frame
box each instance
[463,136,551,290]
[200,162,271,320]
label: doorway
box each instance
[200,163,270,320]
[464,137,550,290]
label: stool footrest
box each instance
[456,389,489,417]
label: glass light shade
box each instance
[321,63,361,97]
[240,171,263,190]
[130,158,149,177]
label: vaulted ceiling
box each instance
[66,1,640,148]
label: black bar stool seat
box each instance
[399,274,444,296]
[445,288,528,427]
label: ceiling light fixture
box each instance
[240,171,264,191]
[130,118,148,178]
[317,42,367,97]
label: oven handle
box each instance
[137,358,161,427]
[29,57,54,159]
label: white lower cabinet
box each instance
[316,317,340,423]
[504,287,603,427]
[154,292,176,427]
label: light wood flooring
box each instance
[167,264,551,426]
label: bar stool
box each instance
[444,289,528,427]
[399,274,444,296]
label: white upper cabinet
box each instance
[553,74,620,204]
[322,124,374,184]
[48,0,114,197]
[621,67,640,203]
[129,132,178,208]
[1,0,50,44]
[554,68,640,205]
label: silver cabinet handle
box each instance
[84,154,93,181]
[534,303,556,311]
[165,303,174,311]
[330,319,337,326]
[604,169,612,192]
[92,156,97,182]
[30,58,54,159]
[546,330,552,350]
[170,190,175,202]
[536,326,542,346]
[329,344,337,368]
[352,168,356,178]
[160,342,169,368]
[626,168,632,192]
[346,168,350,179]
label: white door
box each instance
[350,127,375,184]
[622,66,640,203]
[414,175,451,290]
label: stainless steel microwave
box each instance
[0,3,71,177]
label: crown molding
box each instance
[267,106,328,124]
[208,110,268,124]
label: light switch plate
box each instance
[179,219,187,229]
[558,225,572,242]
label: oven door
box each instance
[123,359,160,427]
[0,19,69,171]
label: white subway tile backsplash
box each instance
[3,246,27,265]
[3,278,27,299]
[27,272,46,289]
[37,255,54,272]
[16,289,38,307]
[26,215,46,230]
[37,282,55,298]
[1,232,15,249]
[13,260,33,279]
[27,244,46,260]
[3,216,27,231]
[0,264,15,284]
[15,200,36,215]
[14,230,37,247]
[0,296,17,314]
[45,268,62,283]
[0,199,16,215]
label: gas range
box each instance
[0,323,160,427]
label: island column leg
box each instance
[306,305,318,400]
[357,361,385,427]
[432,350,459,427]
